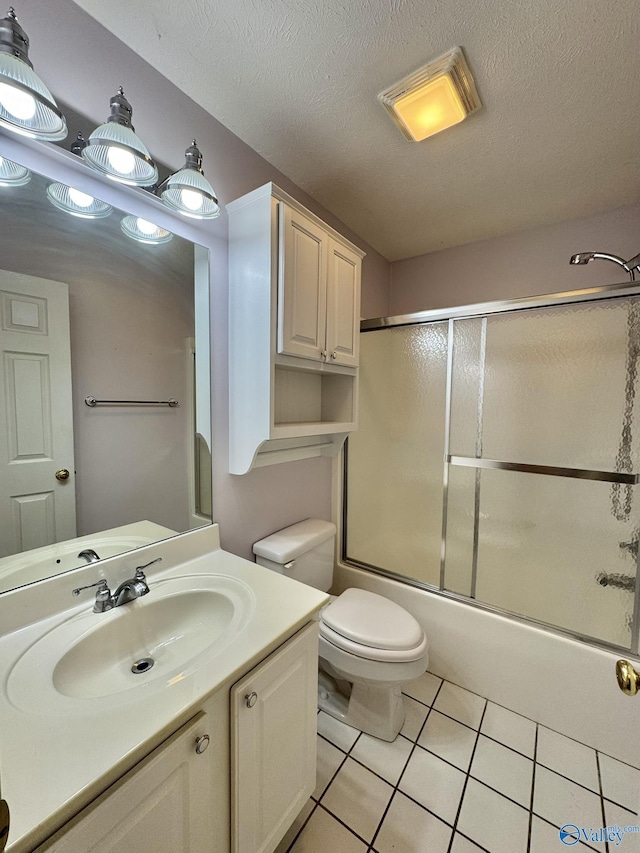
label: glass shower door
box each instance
[345,323,449,587]
[444,298,640,649]
[345,294,640,652]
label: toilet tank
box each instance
[253,519,336,591]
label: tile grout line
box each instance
[596,751,610,853]
[445,699,488,853]
[526,723,539,853]
[367,678,445,852]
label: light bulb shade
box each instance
[0,11,66,140]
[121,215,172,244]
[0,154,29,185]
[46,182,112,219]
[160,140,220,219]
[82,90,157,186]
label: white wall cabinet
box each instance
[228,183,364,474]
[35,710,223,853]
[279,205,361,368]
[231,623,318,853]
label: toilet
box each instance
[253,519,428,742]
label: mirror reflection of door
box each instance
[0,271,76,557]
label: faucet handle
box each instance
[72,579,109,597]
[135,557,162,576]
[72,579,114,613]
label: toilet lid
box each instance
[321,588,425,651]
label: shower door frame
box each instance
[342,279,640,656]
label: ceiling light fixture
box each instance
[82,87,158,186]
[379,47,480,142]
[0,153,29,185]
[121,215,172,245]
[46,132,113,219]
[0,7,66,140]
[159,140,220,219]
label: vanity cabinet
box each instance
[228,182,364,474]
[231,623,318,853]
[35,709,224,853]
[31,622,318,853]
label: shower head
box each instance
[569,251,636,280]
[569,253,595,265]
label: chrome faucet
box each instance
[72,558,162,612]
[78,548,101,563]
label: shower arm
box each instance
[570,251,639,281]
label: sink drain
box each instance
[131,657,155,674]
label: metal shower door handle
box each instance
[616,659,640,696]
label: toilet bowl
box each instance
[253,519,428,741]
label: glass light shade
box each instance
[393,76,467,141]
[0,155,29,186]
[121,215,172,244]
[160,140,220,219]
[46,182,112,219]
[161,167,220,219]
[379,47,480,142]
[83,121,157,186]
[0,7,66,141]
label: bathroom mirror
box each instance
[0,156,212,595]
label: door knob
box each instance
[0,799,9,853]
[55,468,70,481]
[616,659,640,696]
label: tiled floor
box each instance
[275,672,640,853]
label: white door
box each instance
[278,203,328,362]
[231,623,318,853]
[325,238,361,368]
[0,271,76,558]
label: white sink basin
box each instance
[7,574,255,709]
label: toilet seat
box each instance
[320,588,427,662]
[320,621,428,662]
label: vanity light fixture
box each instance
[82,87,158,187]
[121,215,172,245]
[378,47,480,141]
[159,140,220,220]
[0,8,66,140]
[46,132,113,219]
[0,153,29,185]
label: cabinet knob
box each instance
[321,350,327,360]
[331,351,338,360]
[245,691,258,708]
[195,734,210,754]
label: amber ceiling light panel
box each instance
[379,47,481,142]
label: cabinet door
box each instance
[278,204,328,362]
[231,623,318,853]
[325,238,361,368]
[37,713,216,853]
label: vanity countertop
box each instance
[0,525,329,852]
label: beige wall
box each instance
[389,202,640,314]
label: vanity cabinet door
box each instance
[231,622,319,853]
[36,713,217,853]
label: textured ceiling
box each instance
[69,0,640,261]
